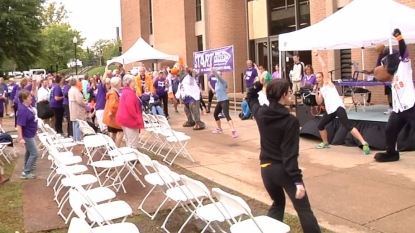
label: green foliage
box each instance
[0,0,45,69]
[91,39,122,65]
[36,23,84,71]
[40,1,68,27]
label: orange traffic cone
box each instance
[0,166,9,184]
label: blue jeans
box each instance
[72,121,81,142]
[23,137,38,174]
[151,105,165,116]
[241,100,251,117]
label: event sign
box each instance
[193,46,234,74]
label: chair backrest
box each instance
[155,115,168,122]
[152,160,179,188]
[135,151,154,174]
[83,134,108,148]
[68,217,91,233]
[147,114,160,125]
[180,175,210,198]
[76,119,90,127]
[212,188,252,217]
[68,189,87,220]
[79,125,97,136]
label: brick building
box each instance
[120,0,415,98]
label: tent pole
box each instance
[279,51,282,78]
[232,45,237,115]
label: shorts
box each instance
[0,112,3,118]
[384,85,392,95]
[107,126,123,133]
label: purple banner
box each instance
[193,46,234,74]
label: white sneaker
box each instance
[9,113,14,117]
[383,108,392,115]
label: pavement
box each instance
[5,102,415,233]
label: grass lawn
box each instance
[86,65,118,76]
[0,154,334,233]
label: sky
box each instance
[53,0,121,48]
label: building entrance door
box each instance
[255,39,269,70]
[269,38,281,78]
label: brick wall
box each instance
[310,0,415,104]
[205,0,248,92]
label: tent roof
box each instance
[107,38,179,65]
[279,0,415,51]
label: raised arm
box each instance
[212,69,226,84]
[393,29,408,59]
[313,50,331,84]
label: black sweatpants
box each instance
[200,93,206,111]
[261,163,321,233]
[318,107,353,131]
[213,100,231,121]
[386,106,415,155]
[208,90,214,103]
[63,105,72,137]
[13,103,18,127]
[52,107,65,134]
[160,94,169,117]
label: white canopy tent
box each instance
[107,37,179,65]
[278,0,415,51]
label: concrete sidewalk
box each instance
[167,110,415,233]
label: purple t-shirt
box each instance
[245,68,258,88]
[208,75,217,90]
[272,71,280,79]
[62,84,70,105]
[17,104,38,138]
[8,83,18,101]
[302,74,317,86]
[153,78,167,96]
[50,84,63,108]
[13,86,21,104]
[14,85,36,107]
[95,82,107,110]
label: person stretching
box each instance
[313,49,370,154]
[211,67,237,138]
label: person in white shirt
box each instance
[313,49,370,155]
[37,79,50,102]
[373,29,414,163]
[290,54,304,92]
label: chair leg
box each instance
[161,201,181,233]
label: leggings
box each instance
[208,90,214,103]
[318,107,353,131]
[214,100,231,121]
[13,103,18,127]
[63,105,72,137]
[200,93,206,111]
[160,94,169,117]
[385,106,415,156]
[52,107,65,134]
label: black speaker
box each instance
[296,104,315,127]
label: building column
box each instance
[326,0,340,79]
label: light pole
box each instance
[73,36,78,75]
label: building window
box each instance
[268,0,310,35]
[197,35,203,51]
[196,0,202,21]
[149,0,153,34]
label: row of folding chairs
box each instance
[0,125,19,165]
[135,153,291,233]
[139,113,195,166]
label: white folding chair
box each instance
[84,134,127,193]
[212,188,291,233]
[157,117,193,166]
[69,188,132,227]
[152,161,206,233]
[43,124,77,151]
[180,175,245,233]
[68,217,140,233]
[0,142,13,165]
[141,114,164,152]
[135,152,180,219]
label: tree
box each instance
[0,0,45,69]
[40,1,68,27]
[36,23,84,70]
[91,39,122,65]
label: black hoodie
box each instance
[246,83,303,184]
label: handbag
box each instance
[37,101,54,119]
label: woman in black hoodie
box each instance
[246,79,321,233]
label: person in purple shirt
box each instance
[49,75,65,134]
[363,44,399,115]
[0,78,8,125]
[244,60,258,92]
[302,65,317,87]
[95,69,112,133]
[207,73,218,113]
[13,77,37,128]
[62,81,72,137]
[17,90,39,179]
[7,78,18,117]
[153,70,169,118]
[272,65,280,79]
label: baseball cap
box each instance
[158,70,164,74]
[131,69,139,76]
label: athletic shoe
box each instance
[212,128,223,134]
[232,130,238,138]
[316,142,330,149]
[362,143,370,155]
[21,172,36,179]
